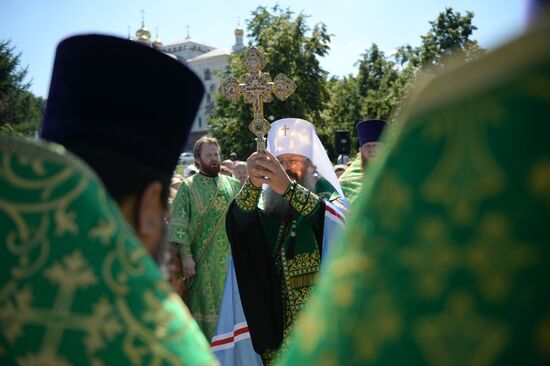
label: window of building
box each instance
[198,117,202,127]
[206,93,211,103]
[209,84,215,92]
[204,68,211,81]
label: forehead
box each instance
[362,141,382,148]
[277,153,306,160]
[201,142,219,153]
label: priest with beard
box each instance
[169,136,241,342]
[215,118,349,365]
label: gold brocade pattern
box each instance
[280,249,320,329]
[0,136,217,365]
[235,180,262,212]
[401,214,536,302]
[419,100,506,225]
[287,183,320,217]
[530,157,550,209]
[413,293,508,366]
[276,18,550,366]
[169,173,239,341]
[287,252,320,278]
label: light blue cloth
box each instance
[211,258,263,366]
[212,198,350,365]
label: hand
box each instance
[170,271,185,298]
[181,256,196,277]
[246,151,291,195]
[246,152,266,188]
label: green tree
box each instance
[356,44,400,121]
[389,8,485,122]
[210,5,331,159]
[320,75,362,156]
[417,7,483,68]
[0,40,45,137]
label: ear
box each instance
[136,181,165,256]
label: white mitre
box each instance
[267,118,343,196]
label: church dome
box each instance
[235,27,244,36]
[152,37,163,49]
[136,25,151,42]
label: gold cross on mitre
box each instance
[219,47,297,151]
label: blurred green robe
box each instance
[0,136,217,366]
[277,17,550,366]
[338,158,363,202]
[168,173,240,341]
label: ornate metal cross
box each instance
[281,124,290,136]
[219,47,297,151]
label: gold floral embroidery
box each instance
[287,252,320,277]
[370,173,412,230]
[399,214,536,303]
[465,213,536,302]
[413,292,508,366]
[280,251,320,325]
[420,100,506,225]
[235,180,261,212]
[530,156,550,208]
[400,218,460,298]
[352,293,402,362]
[287,183,320,217]
[0,251,123,357]
[535,313,550,361]
[0,135,218,365]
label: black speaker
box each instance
[335,130,351,155]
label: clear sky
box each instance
[1,0,527,98]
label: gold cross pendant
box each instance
[219,47,297,152]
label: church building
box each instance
[131,18,245,151]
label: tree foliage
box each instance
[209,5,331,159]
[323,7,484,157]
[0,40,45,137]
[210,7,482,160]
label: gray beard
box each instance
[263,171,317,220]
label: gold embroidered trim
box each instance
[235,179,261,212]
[289,273,317,288]
[191,313,219,322]
[282,180,297,201]
[287,251,321,278]
[287,183,320,217]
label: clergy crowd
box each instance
[1,2,549,365]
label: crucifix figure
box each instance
[219,47,297,151]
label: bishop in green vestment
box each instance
[169,137,240,342]
[277,13,550,366]
[226,118,345,364]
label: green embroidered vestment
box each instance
[169,173,240,341]
[0,136,217,366]
[277,18,550,366]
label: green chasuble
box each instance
[168,173,240,341]
[260,177,337,336]
[338,158,363,203]
[0,136,217,365]
[230,177,338,364]
[277,18,550,366]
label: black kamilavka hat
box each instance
[356,119,388,146]
[41,34,205,178]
